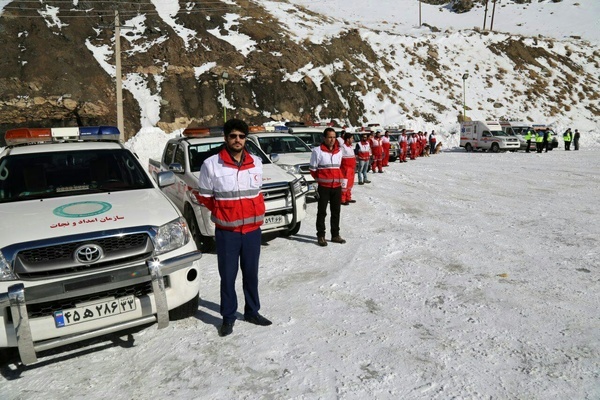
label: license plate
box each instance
[54,295,136,328]
[264,215,283,226]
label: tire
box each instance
[282,221,301,237]
[490,143,500,153]
[185,207,215,253]
[169,293,199,320]
[389,156,397,162]
[465,143,473,152]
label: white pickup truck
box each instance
[0,126,202,366]
[148,128,308,252]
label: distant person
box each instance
[370,131,384,173]
[428,130,437,154]
[399,130,408,162]
[535,130,544,153]
[197,118,272,337]
[355,133,371,185]
[573,129,580,150]
[542,130,549,153]
[381,131,391,166]
[309,127,346,247]
[524,127,533,153]
[339,132,357,205]
[563,128,572,151]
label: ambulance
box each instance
[460,120,520,152]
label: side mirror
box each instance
[270,154,280,163]
[157,171,176,188]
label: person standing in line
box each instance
[573,129,580,150]
[535,130,543,153]
[524,127,533,153]
[355,133,371,185]
[381,131,391,167]
[428,130,437,154]
[339,132,357,206]
[370,131,384,173]
[399,130,408,162]
[310,127,346,247]
[408,133,418,160]
[542,130,549,153]
[197,118,272,337]
[563,128,572,151]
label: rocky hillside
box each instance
[0,0,598,141]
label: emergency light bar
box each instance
[182,126,224,138]
[4,126,121,146]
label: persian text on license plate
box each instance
[54,295,136,328]
[264,215,283,226]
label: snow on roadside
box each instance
[2,149,599,399]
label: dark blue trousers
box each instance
[215,228,262,323]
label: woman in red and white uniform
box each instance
[381,131,391,167]
[370,131,383,173]
[339,132,356,205]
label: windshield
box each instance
[188,141,270,173]
[0,149,153,203]
[490,130,509,137]
[257,136,311,154]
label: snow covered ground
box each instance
[2,147,599,399]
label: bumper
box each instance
[0,251,202,365]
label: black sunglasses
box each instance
[227,133,246,140]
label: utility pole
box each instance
[115,10,124,141]
[483,0,489,30]
[419,0,422,27]
[490,0,498,31]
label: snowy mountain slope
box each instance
[1,0,598,148]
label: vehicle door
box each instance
[481,131,493,148]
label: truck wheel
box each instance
[465,143,473,152]
[169,293,199,320]
[389,156,397,162]
[282,221,301,237]
[185,208,215,253]
[490,143,500,153]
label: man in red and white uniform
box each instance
[399,130,408,162]
[370,131,383,173]
[197,119,271,337]
[310,127,346,247]
[381,131,391,167]
[339,132,357,205]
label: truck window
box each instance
[0,149,153,203]
[482,131,492,137]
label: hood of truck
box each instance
[272,153,311,168]
[0,189,180,248]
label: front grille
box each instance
[20,234,147,264]
[262,185,290,202]
[14,233,153,280]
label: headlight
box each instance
[0,250,16,281]
[279,164,299,174]
[152,217,190,255]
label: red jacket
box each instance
[309,142,344,188]
[197,147,265,233]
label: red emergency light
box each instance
[4,128,52,145]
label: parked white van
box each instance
[460,121,520,152]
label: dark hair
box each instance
[224,119,249,135]
[343,132,353,140]
[323,127,336,137]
